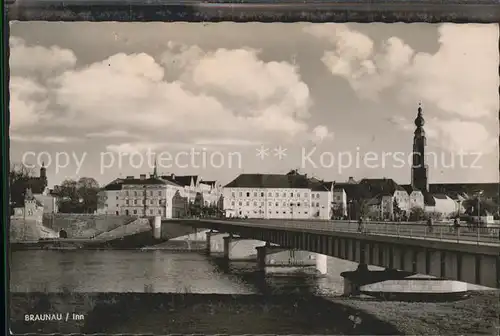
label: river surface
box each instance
[10,250,370,294]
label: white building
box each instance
[97,174,188,219]
[33,188,58,214]
[161,174,222,207]
[222,171,333,220]
[424,194,459,218]
[332,187,347,218]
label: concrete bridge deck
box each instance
[169,218,500,287]
[172,218,500,246]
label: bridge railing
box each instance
[213,219,500,245]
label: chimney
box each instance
[348,177,355,183]
[126,176,134,179]
[171,173,175,180]
[139,174,146,180]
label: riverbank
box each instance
[10,291,499,335]
[11,292,399,335]
[334,290,499,335]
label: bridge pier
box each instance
[205,231,228,255]
[153,216,161,240]
[341,263,413,296]
[256,245,327,276]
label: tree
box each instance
[9,163,35,210]
[393,199,403,220]
[57,177,100,213]
[462,198,497,216]
[409,206,425,221]
[331,204,345,219]
[353,199,370,220]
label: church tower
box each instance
[40,162,48,189]
[411,103,428,192]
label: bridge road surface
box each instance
[200,219,500,246]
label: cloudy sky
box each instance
[9,22,499,187]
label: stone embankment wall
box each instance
[42,214,136,238]
[93,218,155,248]
[10,218,59,242]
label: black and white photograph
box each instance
[8,22,500,335]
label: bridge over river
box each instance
[168,218,500,289]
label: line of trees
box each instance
[56,177,100,213]
[9,163,100,214]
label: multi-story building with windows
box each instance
[222,170,333,220]
[160,174,222,207]
[97,170,188,219]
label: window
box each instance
[254,192,257,197]
[268,192,272,197]
[126,200,129,205]
[116,196,119,200]
[269,202,272,206]
[231,201,235,206]
[150,209,154,214]
[158,191,162,196]
[261,192,264,197]
[134,191,138,196]
[239,192,243,197]
[297,203,301,207]
[116,211,119,215]
[283,192,286,197]
[316,202,320,207]
[275,192,279,197]
[291,193,294,197]
[150,191,153,196]
[246,201,250,206]
[275,202,279,206]
[232,192,235,197]
[304,211,308,215]
[297,193,300,197]
[158,210,162,215]
[239,202,242,206]
[246,192,250,197]
[133,210,137,214]
[283,202,287,206]
[254,202,257,206]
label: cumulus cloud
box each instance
[9,76,49,130]
[9,37,77,76]
[10,37,313,147]
[305,23,499,152]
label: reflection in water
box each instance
[10,250,255,294]
[11,249,381,295]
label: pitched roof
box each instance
[225,173,311,189]
[161,175,199,187]
[26,177,46,194]
[400,184,421,194]
[103,176,181,190]
[429,183,498,197]
[359,178,406,197]
[334,183,371,200]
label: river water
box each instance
[10,250,368,294]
